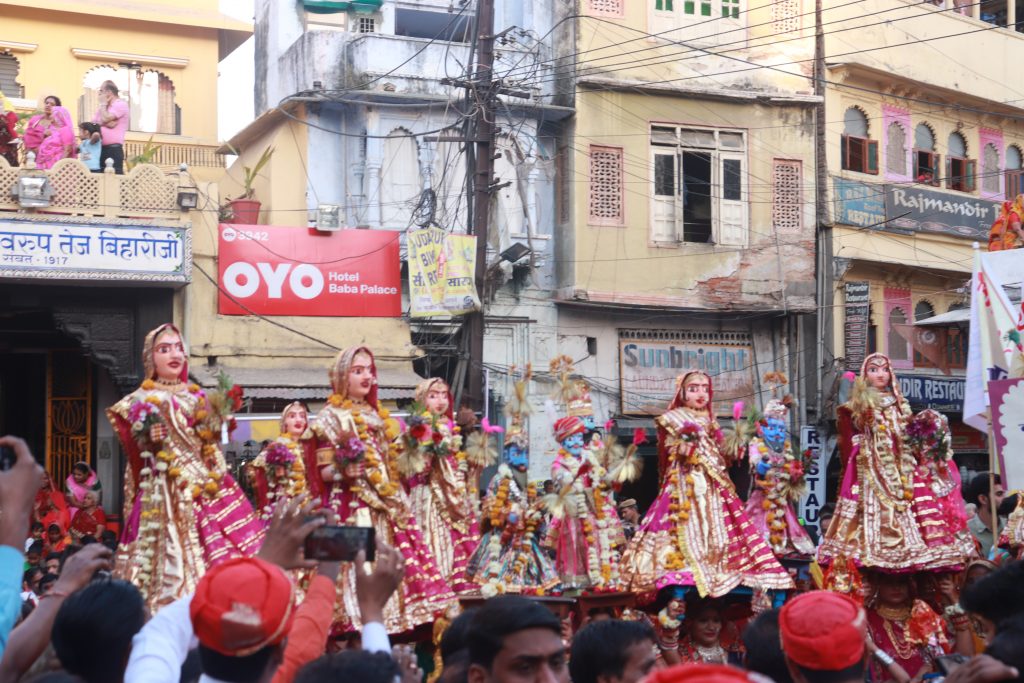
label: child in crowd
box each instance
[78,122,102,172]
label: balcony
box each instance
[0,156,194,222]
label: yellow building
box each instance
[822,0,1024,467]
[0,0,249,180]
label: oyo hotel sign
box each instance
[0,218,190,284]
[217,225,401,317]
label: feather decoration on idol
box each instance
[505,364,534,417]
[848,376,881,431]
[465,418,503,468]
[203,370,244,440]
[722,401,761,460]
[607,427,645,484]
[548,355,576,404]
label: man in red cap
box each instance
[645,663,763,683]
[778,590,868,683]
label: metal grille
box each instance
[0,54,23,98]
[772,159,802,233]
[770,0,800,34]
[589,0,624,16]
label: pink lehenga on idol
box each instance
[107,323,264,612]
[743,374,815,558]
[818,353,968,572]
[619,371,793,598]
[309,347,453,634]
[399,378,482,594]
[249,402,310,520]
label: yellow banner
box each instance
[441,234,480,314]
[408,227,447,317]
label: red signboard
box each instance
[217,225,401,317]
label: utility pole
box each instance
[463,0,496,412]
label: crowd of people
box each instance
[0,81,128,173]
[1,322,1023,683]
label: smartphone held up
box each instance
[304,525,376,563]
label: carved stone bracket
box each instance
[52,308,139,394]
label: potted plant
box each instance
[227,145,273,224]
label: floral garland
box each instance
[754,438,807,550]
[131,379,230,587]
[327,396,402,524]
[260,438,307,518]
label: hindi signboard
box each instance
[0,219,189,284]
[619,331,754,417]
[408,227,448,317]
[217,225,401,317]
[844,281,870,372]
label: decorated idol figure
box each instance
[469,369,560,596]
[818,353,968,573]
[619,370,793,598]
[249,402,310,520]
[400,378,483,593]
[744,375,815,558]
[108,323,263,611]
[310,346,453,634]
[546,415,624,590]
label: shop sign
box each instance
[0,219,190,284]
[886,185,999,239]
[407,227,480,317]
[950,420,987,452]
[217,225,401,317]
[619,332,754,417]
[833,177,885,228]
[898,374,965,412]
[798,426,832,537]
[844,281,870,371]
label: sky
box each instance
[218,0,256,143]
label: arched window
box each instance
[914,300,935,321]
[886,121,907,176]
[0,53,23,98]
[842,107,876,174]
[888,307,910,361]
[913,123,939,185]
[492,135,526,238]
[1007,144,1024,198]
[982,142,1000,194]
[81,65,180,134]
[844,107,868,137]
[946,131,974,192]
[431,128,467,231]
[379,128,421,228]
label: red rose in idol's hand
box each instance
[410,423,430,441]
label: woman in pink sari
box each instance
[108,323,264,612]
[25,97,75,169]
[65,461,102,518]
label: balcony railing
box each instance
[0,157,193,221]
[124,139,225,170]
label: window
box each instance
[887,307,910,361]
[914,300,935,321]
[0,53,23,98]
[770,0,800,33]
[493,136,526,237]
[651,0,742,44]
[379,128,420,228]
[886,121,907,176]
[395,9,470,41]
[81,65,180,135]
[772,159,802,233]
[982,143,1000,195]
[946,132,975,192]
[1007,144,1023,198]
[841,107,878,174]
[589,145,624,225]
[913,123,940,186]
[431,129,467,231]
[357,16,376,33]
[650,125,747,246]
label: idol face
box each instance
[682,376,711,411]
[866,361,891,391]
[504,443,528,470]
[762,417,787,451]
[425,386,450,416]
[283,407,307,438]
[347,352,375,400]
[153,330,185,382]
[561,432,585,457]
[581,415,596,431]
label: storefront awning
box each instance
[915,309,969,326]
[193,361,422,400]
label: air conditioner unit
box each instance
[316,204,343,231]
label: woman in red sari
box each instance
[866,572,947,681]
[69,490,107,542]
[34,471,70,533]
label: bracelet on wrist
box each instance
[873,649,895,667]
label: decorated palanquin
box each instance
[309,346,453,634]
[400,378,483,594]
[619,371,793,598]
[818,354,969,573]
[108,323,263,612]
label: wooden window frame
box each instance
[841,134,879,175]
[946,156,977,193]
[913,149,941,186]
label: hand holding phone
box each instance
[303,526,376,562]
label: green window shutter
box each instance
[966,159,977,192]
[867,139,879,175]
